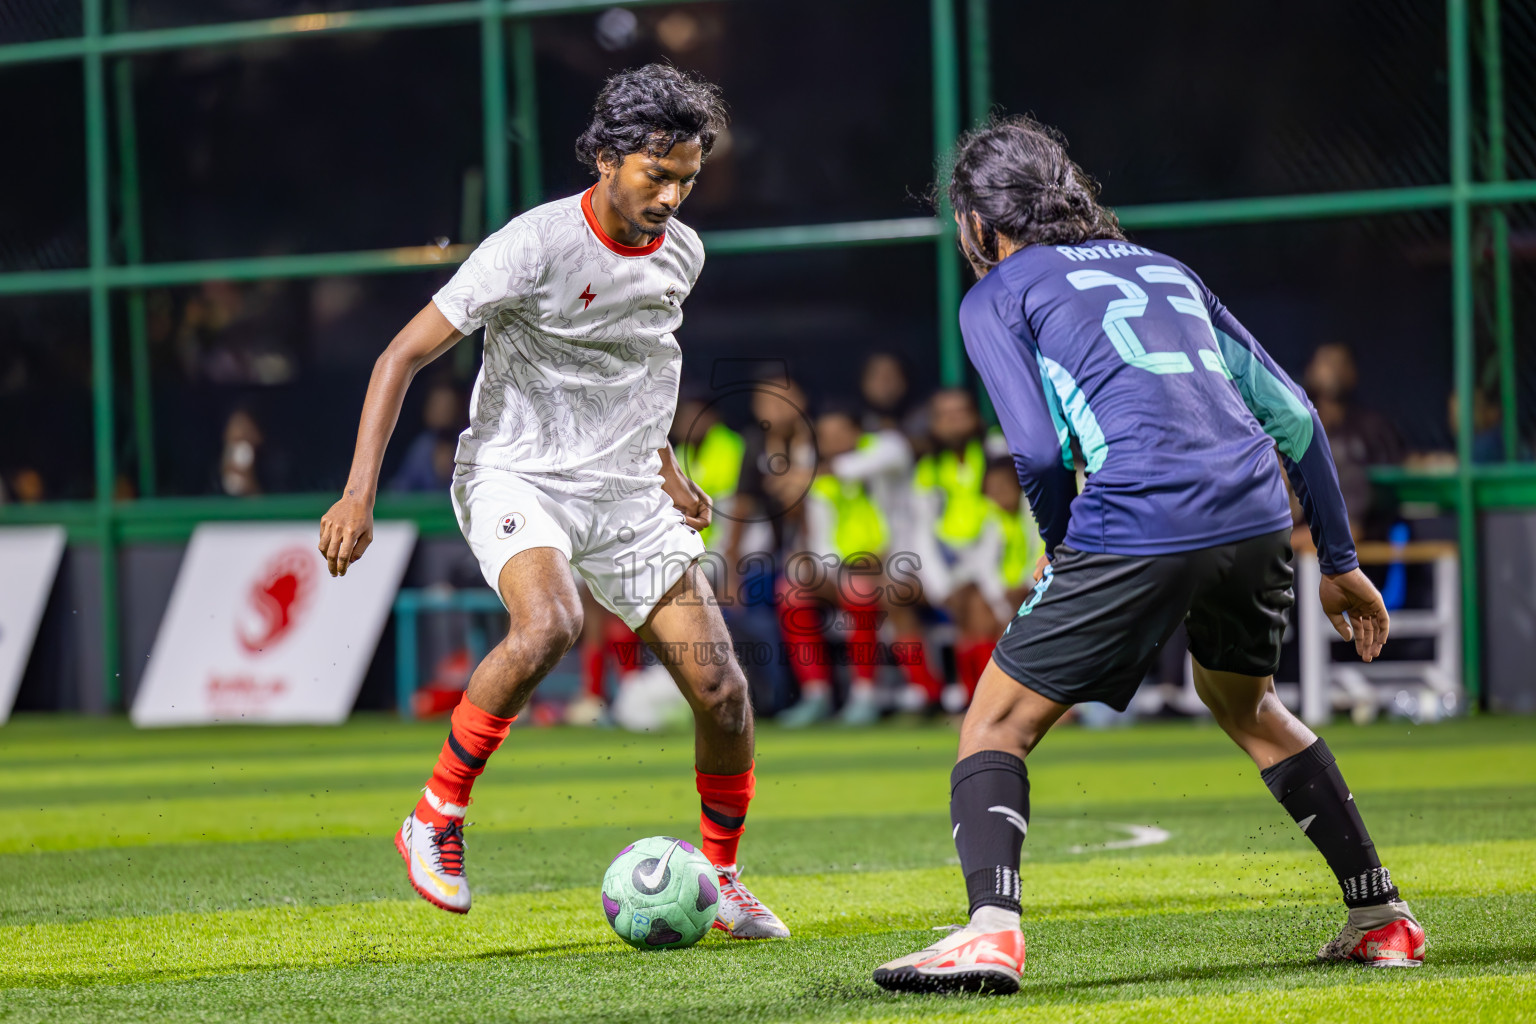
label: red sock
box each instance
[955,643,977,696]
[898,634,943,700]
[958,639,997,697]
[605,617,641,675]
[581,643,607,700]
[415,696,514,825]
[842,600,880,682]
[697,763,755,869]
[777,580,829,688]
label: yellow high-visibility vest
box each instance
[991,499,1045,587]
[810,473,889,559]
[914,438,989,546]
[677,423,744,547]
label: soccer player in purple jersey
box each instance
[874,117,1423,994]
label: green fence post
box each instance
[963,0,996,422]
[1448,0,1482,707]
[511,18,541,212]
[966,0,990,126]
[112,0,155,497]
[1481,0,1517,461]
[84,0,122,708]
[481,0,510,230]
[932,0,963,387]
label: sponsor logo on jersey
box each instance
[498,512,526,539]
[578,283,597,310]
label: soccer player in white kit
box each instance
[318,65,789,940]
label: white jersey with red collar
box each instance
[433,186,704,500]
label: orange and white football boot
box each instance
[1317,900,1425,967]
[873,923,1026,994]
[711,864,791,939]
[395,806,472,914]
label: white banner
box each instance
[132,522,417,726]
[0,525,67,725]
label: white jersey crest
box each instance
[433,187,704,499]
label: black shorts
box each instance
[991,529,1295,712]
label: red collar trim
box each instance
[581,186,666,257]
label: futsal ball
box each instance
[601,836,720,949]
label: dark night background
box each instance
[2,0,1533,499]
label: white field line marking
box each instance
[1068,822,1172,854]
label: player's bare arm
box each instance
[658,444,712,532]
[318,302,462,577]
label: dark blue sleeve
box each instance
[960,284,1077,555]
[1201,288,1360,575]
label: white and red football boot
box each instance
[395,806,472,914]
[1317,900,1425,967]
[873,923,1026,994]
[711,864,791,939]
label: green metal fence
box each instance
[0,0,1532,708]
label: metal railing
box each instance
[0,0,1531,709]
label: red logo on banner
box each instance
[237,547,317,654]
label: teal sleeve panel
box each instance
[961,278,1079,554]
[1214,328,1315,461]
[1205,292,1358,575]
[1038,355,1109,473]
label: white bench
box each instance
[1294,541,1461,725]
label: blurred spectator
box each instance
[859,351,928,442]
[830,384,940,716]
[671,389,745,551]
[1303,343,1404,536]
[219,408,265,497]
[845,357,919,576]
[675,381,796,717]
[176,280,299,386]
[860,352,907,429]
[727,377,816,573]
[775,404,943,727]
[389,379,464,492]
[9,468,45,504]
[1447,388,1526,464]
[912,388,1005,710]
[982,457,1045,615]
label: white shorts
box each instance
[451,465,706,630]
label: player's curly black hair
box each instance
[575,64,728,174]
[944,115,1124,276]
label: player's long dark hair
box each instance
[945,115,1124,276]
[576,64,728,173]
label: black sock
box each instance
[1261,738,1399,908]
[951,751,1030,915]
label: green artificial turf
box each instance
[1,714,1532,1023]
